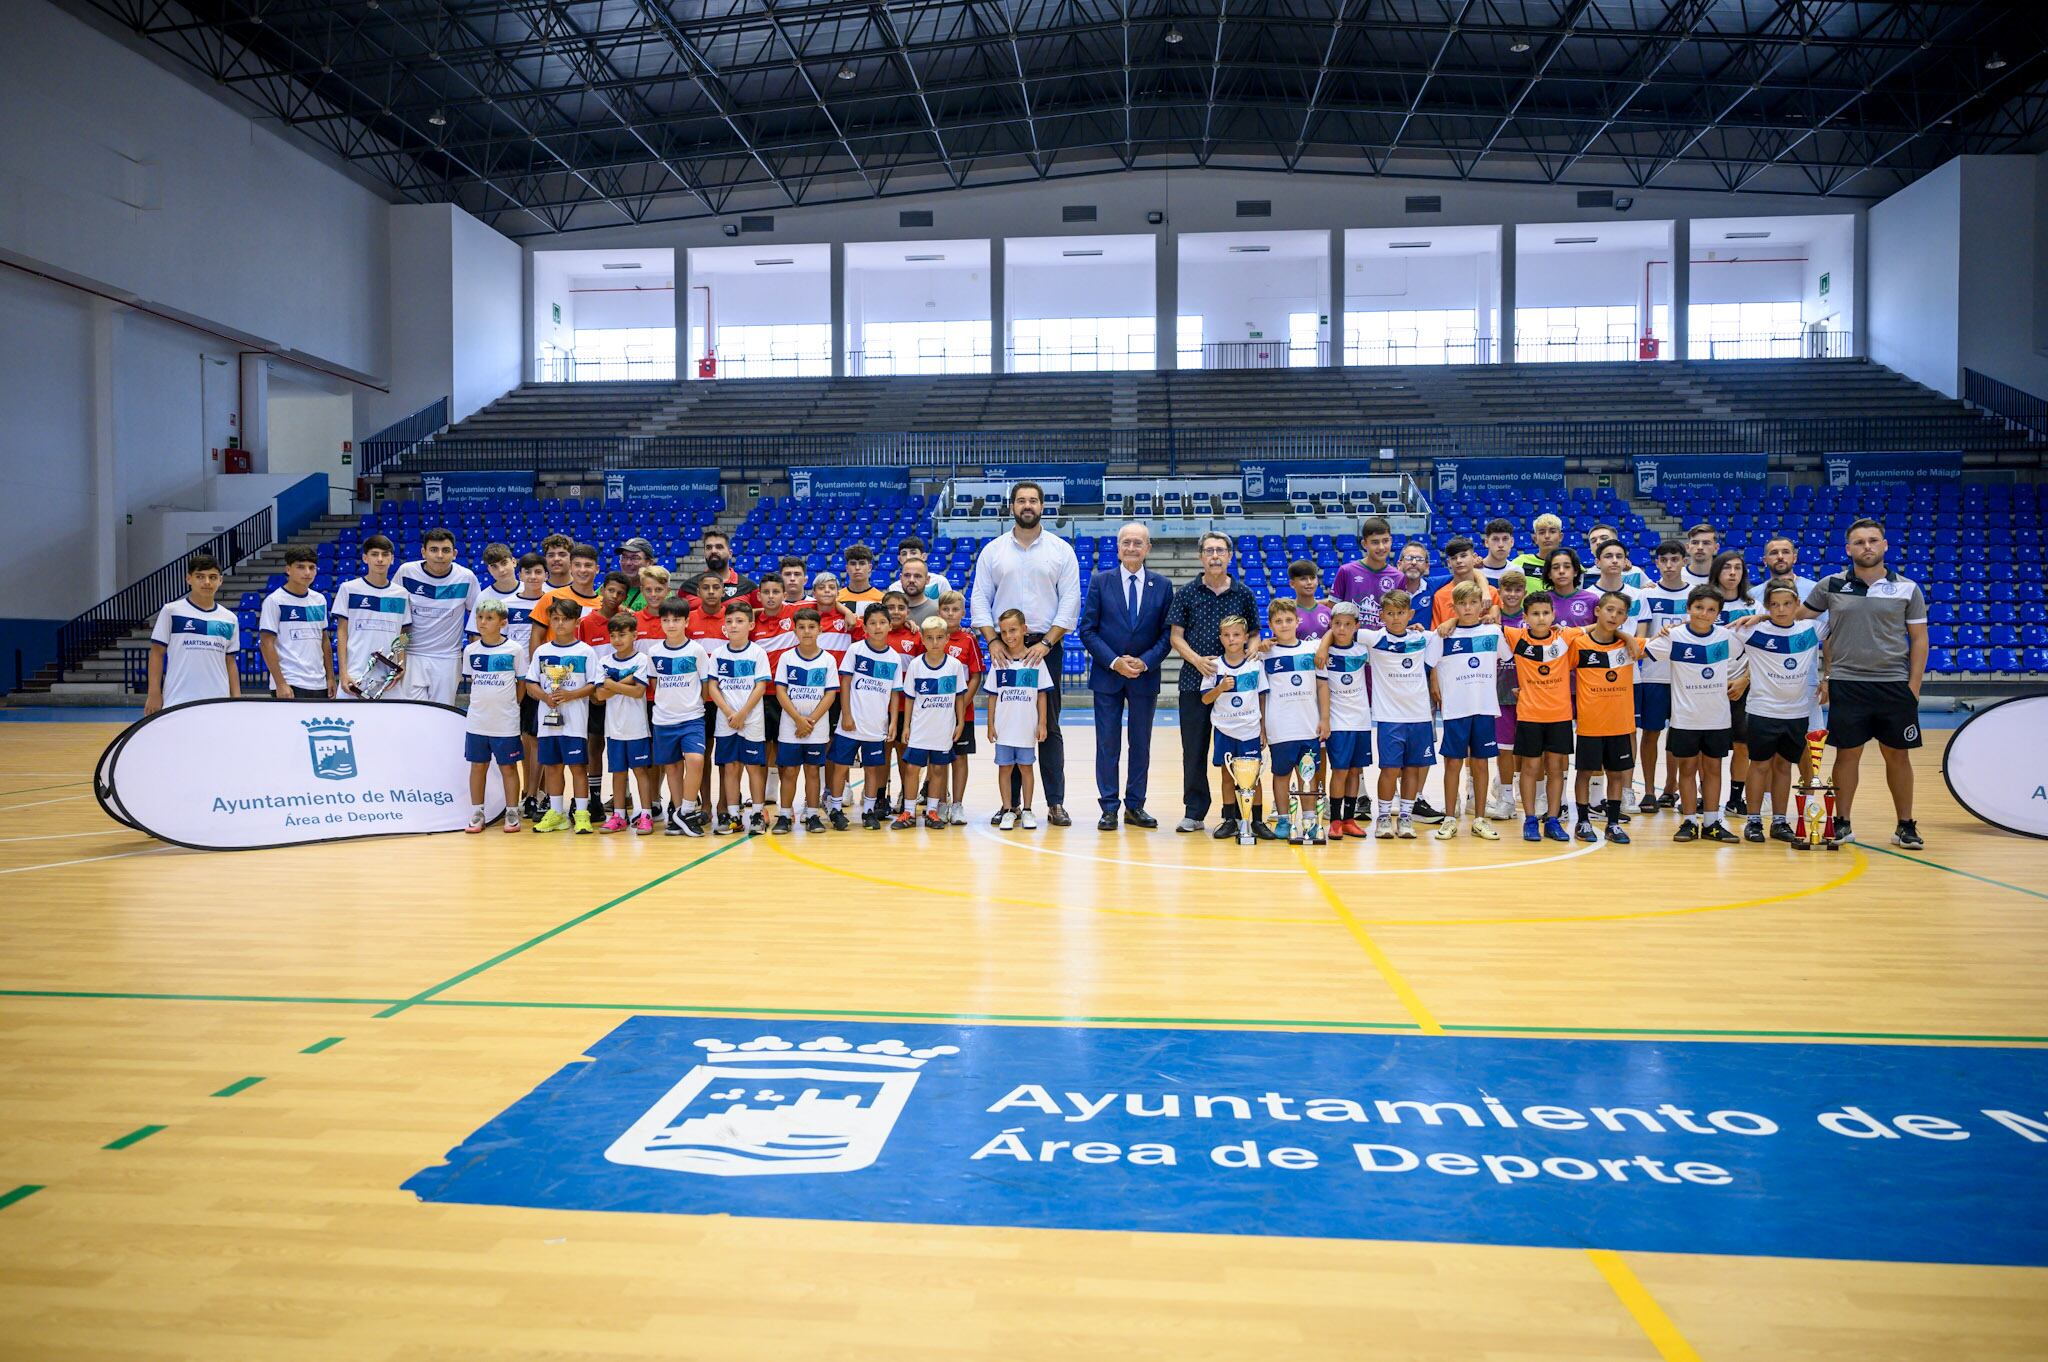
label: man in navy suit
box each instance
[1078,523,1173,830]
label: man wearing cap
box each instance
[618,537,655,611]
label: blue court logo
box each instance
[302,718,359,781]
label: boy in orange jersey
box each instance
[1566,590,1649,844]
[1501,590,1575,843]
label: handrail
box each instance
[358,396,450,477]
[1963,369,2048,441]
[56,505,275,675]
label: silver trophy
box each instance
[355,632,408,699]
[1227,754,1264,846]
[538,661,572,728]
[1290,750,1327,846]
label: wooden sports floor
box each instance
[1,716,2044,1360]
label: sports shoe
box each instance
[1724,793,1748,816]
[633,813,655,835]
[859,809,879,831]
[600,812,628,833]
[1472,817,1499,841]
[1485,788,1516,820]
[1621,788,1642,816]
[1213,820,1240,840]
[520,795,539,823]
[891,810,916,829]
[1020,810,1039,830]
[923,810,946,830]
[1409,798,1446,825]
[998,810,1017,831]
[665,812,688,836]
[1574,820,1597,843]
[1250,820,1277,841]
[1395,815,1416,839]
[714,813,739,836]
[1702,821,1739,844]
[532,808,568,833]
[501,814,521,834]
[465,811,486,834]
[1542,817,1568,843]
[1658,791,1681,811]
[1346,819,1373,839]
[748,812,768,836]
[1743,817,1765,844]
[1892,820,1924,850]
[828,808,850,832]
[1523,816,1541,842]
[572,809,595,834]
[1327,818,1343,842]
[803,812,826,833]
[1770,819,1796,844]
[1273,817,1293,842]
[1834,817,1854,844]
[1604,822,1630,845]
[1432,819,1457,841]
[989,808,1007,827]
[771,814,794,835]
[1673,819,1700,842]
[1374,813,1395,839]
[951,809,968,826]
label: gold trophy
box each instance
[1792,729,1839,851]
[539,662,572,728]
[1227,754,1264,846]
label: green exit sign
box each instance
[1819,271,1830,297]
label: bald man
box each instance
[1078,523,1174,830]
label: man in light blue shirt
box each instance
[971,481,1082,824]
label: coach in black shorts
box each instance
[1798,517,1929,850]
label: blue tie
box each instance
[1127,573,1139,622]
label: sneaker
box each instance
[1432,819,1457,841]
[1472,817,1499,841]
[998,810,1017,831]
[684,811,708,837]
[1834,817,1854,844]
[1327,818,1343,842]
[1744,817,1765,844]
[803,813,827,833]
[860,810,879,831]
[1523,816,1541,843]
[1725,793,1748,816]
[633,813,655,835]
[665,812,688,836]
[714,813,739,836]
[1658,791,1681,811]
[923,810,946,830]
[1574,820,1596,843]
[828,808,850,832]
[1409,798,1446,825]
[1485,789,1516,820]
[1605,822,1631,845]
[600,812,628,833]
[1213,820,1240,840]
[1770,819,1796,844]
[951,809,968,826]
[520,795,539,823]
[1395,815,1416,839]
[1347,819,1373,838]
[1020,810,1039,830]
[748,812,768,836]
[1621,788,1642,816]
[1702,821,1739,844]
[1374,814,1395,839]
[1273,817,1293,842]
[1892,820,1923,851]
[891,811,916,830]
[532,808,566,833]
[1673,820,1700,842]
[465,811,486,834]
[771,814,794,835]
[1542,817,1568,843]
[1250,820,1277,841]
[572,809,595,834]
[988,808,1007,827]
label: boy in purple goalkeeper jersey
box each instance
[1331,515,1408,629]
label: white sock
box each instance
[1397,798,1413,816]
[826,794,842,811]
[572,798,587,813]
[552,795,567,814]
[862,797,876,815]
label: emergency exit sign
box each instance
[1819,271,1830,297]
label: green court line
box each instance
[210,1076,265,1097]
[103,1124,166,1150]
[0,1184,44,1211]
[371,837,753,1019]
[0,988,400,1007]
[1853,840,2048,901]
[5,985,2046,1046]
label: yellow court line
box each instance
[759,833,1336,925]
[1291,847,1444,1034]
[1586,1249,1705,1361]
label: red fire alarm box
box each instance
[1638,335,1661,360]
[697,353,718,378]
[224,449,252,473]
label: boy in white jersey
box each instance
[460,600,524,833]
[708,601,772,835]
[1314,602,1372,839]
[1432,580,1505,841]
[893,615,970,830]
[395,528,480,705]
[642,598,709,837]
[596,615,657,834]
[1202,614,1272,842]
[258,544,333,701]
[1731,579,1830,845]
[774,607,839,834]
[936,590,983,826]
[501,551,550,817]
[335,534,409,700]
[1364,589,1441,839]
[1259,599,1322,843]
[1643,587,1748,843]
[479,542,519,600]
[1632,539,1692,811]
[525,598,600,834]
[987,609,1053,832]
[145,553,240,714]
[830,605,904,830]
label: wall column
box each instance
[238,351,270,474]
[89,299,120,598]
[1328,228,1345,367]
[1671,218,1690,362]
[829,241,846,378]
[1498,222,1516,363]
[675,248,692,379]
[989,236,1007,374]
[1852,210,1869,359]
[1155,227,1178,370]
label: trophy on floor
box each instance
[355,631,409,699]
[538,661,572,728]
[1792,729,1839,852]
[1289,750,1328,846]
[1227,754,1264,846]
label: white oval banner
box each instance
[1942,694,2048,840]
[97,698,504,850]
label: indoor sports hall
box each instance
[4,2,2047,1359]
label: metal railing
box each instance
[57,505,275,675]
[693,352,832,380]
[846,347,994,377]
[358,396,449,478]
[1201,340,1329,370]
[534,352,677,383]
[1690,330,1852,360]
[1964,368,2048,441]
[1005,342,1156,373]
[1513,335,1651,363]
[1344,338,1495,366]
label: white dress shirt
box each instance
[971,528,1082,634]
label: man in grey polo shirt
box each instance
[1797,516,1928,850]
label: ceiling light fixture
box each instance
[837,64,856,80]
[1985,52,2007,70]
[1724,231,1771,240]
[1061,249,1104,257]
[1164,25,1183,44]
[1389,241,1431,249]
[600,262,643,270]
[1552,236,1598,245]
[1509,36,1531,53]
[754,258,796,266]
[1227,245,1271,253]
[428,108,447,125]
[905,253,945,262]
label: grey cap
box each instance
[619,537,655,556]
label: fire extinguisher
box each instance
[224,435,252,474]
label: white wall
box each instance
[570,284,675,329]
[1958,155,2048,397]
[532,252,575,358]
[1344,253,1488,315]
[268,385,354,492]
[449,207,523,419]
[1868,159,1962,395]
[845,265,989,345]
[1689,258,1803,305]
[1516,243,1668,310]
[1179,257,1326,342]
[1799,216,1855,333]
[689,261,831,328]
[0,268,95,609]
[1006,262,1155,320]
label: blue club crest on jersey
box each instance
[995,668,1040,690]
[789,666,832,688]
[303,717,359,781]
[913,675,960,696]
[652,654,698,676]
[471,651,517,673]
